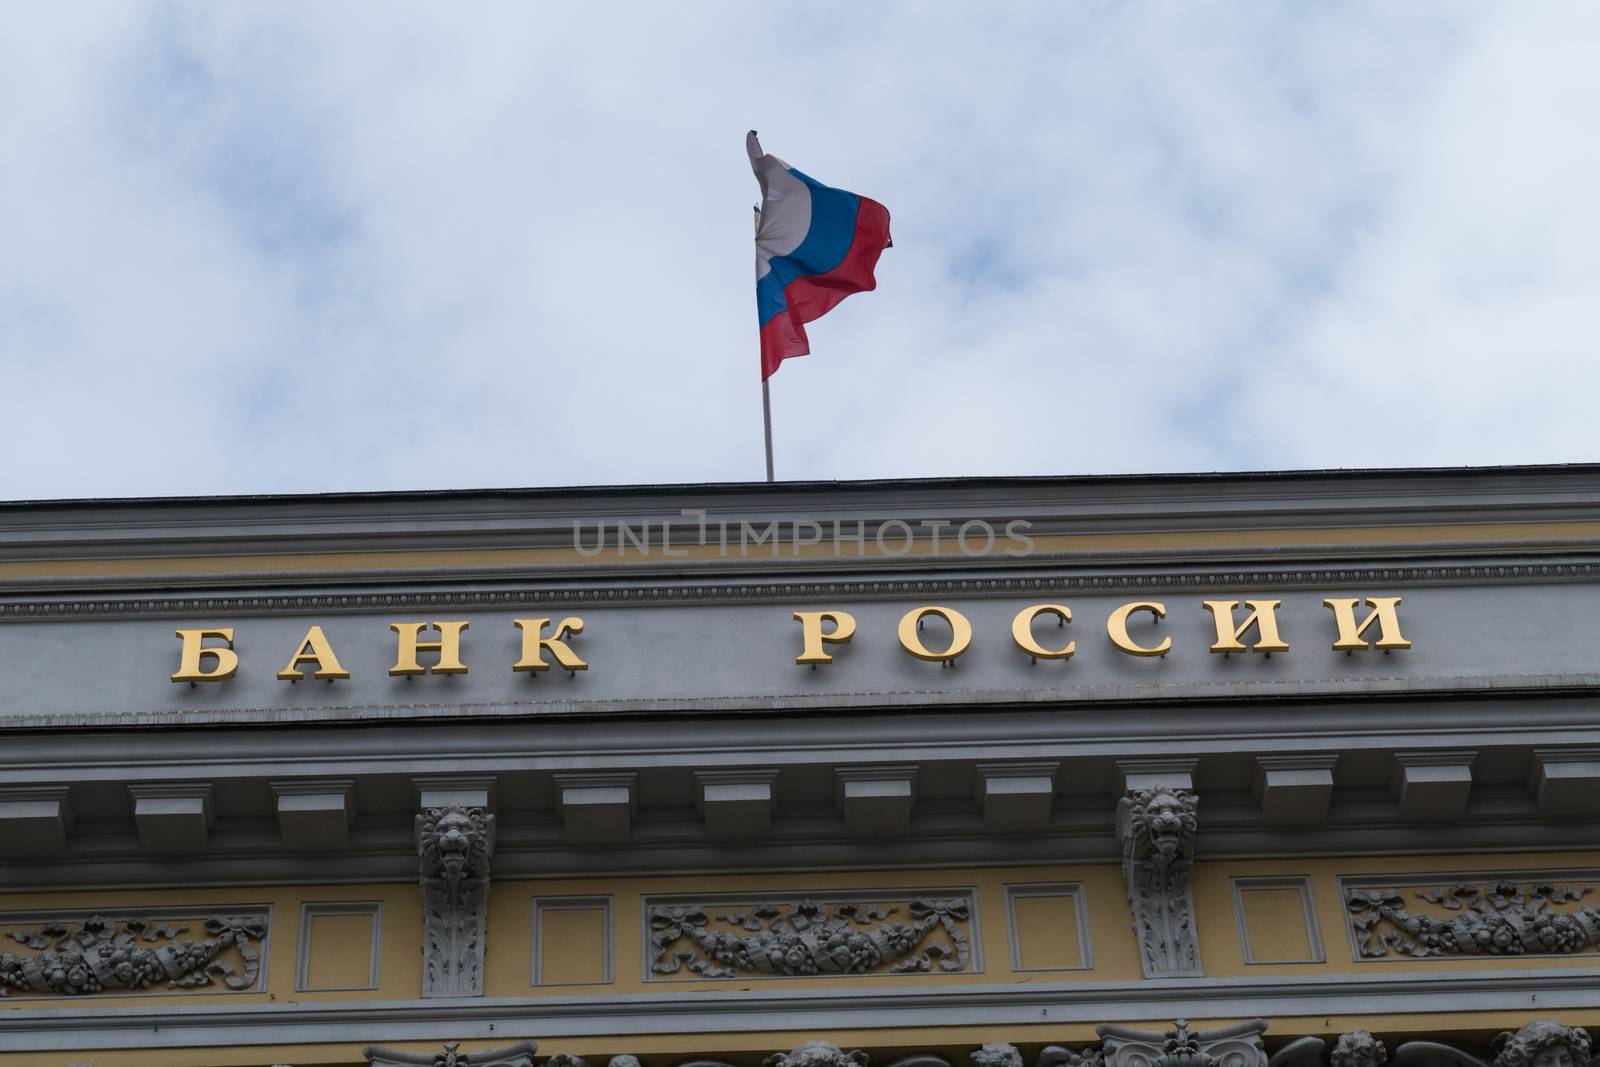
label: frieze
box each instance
[0,909,268,998]
[1343,875,1600,959]
[2,559,1597,620]
[645,892,976,980]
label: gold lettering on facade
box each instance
[512,617,588,672]
[1324,596,1411,650]
[897,606,972,663]
[388,621,470,676]
[793,610,857,665]
[1107,602,1170,657]
[276,625,351,681]
[1010,603,1075,660]
[1203,599,1290,654]
[171,628,239,683]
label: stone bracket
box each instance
[696,768,779,841]
[1116,785,1202,978]
[835,765,917,837]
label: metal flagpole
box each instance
[755,198,775,483]
[762,379,775,482]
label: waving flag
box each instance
[749,131,892,380]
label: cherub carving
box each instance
[1384,1020,1592,1067]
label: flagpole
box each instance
[762,378,775,482]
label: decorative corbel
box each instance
[414,805,495,997]
[1116,788,1203,977]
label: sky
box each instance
[1,3,1598,499]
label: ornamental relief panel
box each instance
[644,891,977,980]
[0,908,269,998]
[1341,873,1600,959]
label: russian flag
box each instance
[749,131,892,380]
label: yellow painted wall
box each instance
[6,852,1600,1066]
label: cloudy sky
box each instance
[2,4,1597,499]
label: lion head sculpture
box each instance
[1119,788,1198,866]
[415,805,494,883]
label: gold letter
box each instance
[897,606,972,662]
[1203,600,1290,654]
[172,628,238,683]
[1011,603,1075,660]
[513,617,588,672]
[1324,596,1411,651]
[793,610,857,665]
[389,621,470,676]
[1107,602,1170,657]
[277,625,350,681]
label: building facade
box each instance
[1,468,1598,1067]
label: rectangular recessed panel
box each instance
[1234,878,1322,964]
[1005,883,1089,971]
[535,899,612,986]
[297,902,380,992]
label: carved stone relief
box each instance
[1117,788,1203,978]
[1344,878,1600,958]
[363,1041,536,1067]
[415,805,495,997]
[0,911,267,997]
[1389,1021,1593,1067]
[1100,1019,1267,1067]
[646,894,974,980]
[340,1024,1590,1067]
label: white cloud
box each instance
[0,3,1595,497]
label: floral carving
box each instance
[416,805,495,997]
[0,913,266,997]
[648,896,973,979]
[1345,880,1600,958]
[1117,788,1203,978]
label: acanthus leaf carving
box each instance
[363,1041,536,1067]
[1101,1020,1266,1067]
[1117,787,1203,978]
[415,805,495,998]
[0,912,266,997]
[648,895,973,979]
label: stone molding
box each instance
[1117,787,1202,978]
[6,974,1600,1051]
[416,805,495,998]
[12,558,1600,619]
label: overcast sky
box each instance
[2,4,1597,499]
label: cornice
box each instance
[6,464,1600,564]
[5,551,1600,619]
[5,969,1599,1051]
